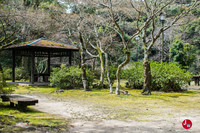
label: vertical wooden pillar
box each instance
[31,51,35,84]
[12,50,15,82]
[69,51,72,66]
[48,52,50,75]
[194,77,199,86]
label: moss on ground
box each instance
[0,102,70,132]
[7,83,200,121]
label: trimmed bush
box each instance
[122,61,192,92]
[49,65,95,89]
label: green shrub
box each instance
[15,67,29,80]
[3,67,28,80]
[49,65,95,89]
[166,6,184,17]
[0,72,5,90]
[191,8,200,17]
[122,61,192,92]
[0,72,13,94]
[3,67,12,80]
[107,65,118,83]
[122,62,143,89]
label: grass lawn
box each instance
[1,81,200,132]
[0,102,70,132]
[0,85,70,132]
[10,82,200,121]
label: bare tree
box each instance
[0,15,24,81]
[130,0,199,95]
[77,17,91,91]
[77,16,97,91]
[87,24,114,92]
[79,31,90,91]
[99,0,154,95]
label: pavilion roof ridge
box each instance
[42,38,77,48]
[6,38,78,50]
[26,38,42,46]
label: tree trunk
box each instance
[33,0,40,9]
[81,50,89,91]
[97,47,105,87]
[116,52,130,95]
[92,58,96,71]
[105,53,113,93]
[79,32,89,91]
[142,49,152,95]
[23,0,26,7]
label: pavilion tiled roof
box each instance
[7,38,78,50]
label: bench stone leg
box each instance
[10,102,14,107]
[17,104,27,111]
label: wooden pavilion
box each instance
[6,38,78,84]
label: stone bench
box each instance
[0,94,38,111]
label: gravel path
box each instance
[24,94,200,133]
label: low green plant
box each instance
[107,65,118,83]
[191,8,200,17]
[3,67,28,80]
[0,102,69,132]
[0,72,13,94]
[122,61,192,92]
[3,67,12,80]
[122,62,143,89]
[15,67,29,80]
[50,65,95,89]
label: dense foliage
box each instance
[108,65,118,83]
[3,67,28,80]
[0,72,5,92]
[50,65,95,89]
[122,61,192,92]
[0,72,13,94]
[170,39,196,70]
[181,18,200,46]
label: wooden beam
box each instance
[31,51,35,84]
[12,50,15,82]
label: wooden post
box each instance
[10,102,14,107]
[48,51,50,74]
[194,77,199,86]
[31,51,35,84]
[12,50,15,82]
[69,51,72,66]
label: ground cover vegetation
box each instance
[11,85,200,121]
[0,101,70,132]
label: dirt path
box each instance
[25,94,200,133]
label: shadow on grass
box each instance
[0,102,42,113]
